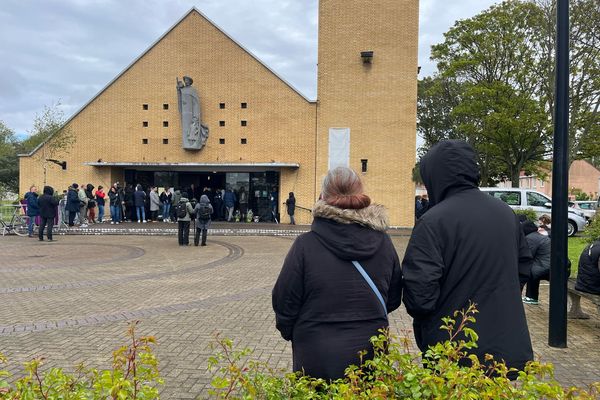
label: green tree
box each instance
[0,121,19,197]
[419,0,600,185]
[20,103,75,186]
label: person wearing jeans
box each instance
[108,186,121,224]
[133,184,147,223]
[24,185,39,237]
[95,185,106,223]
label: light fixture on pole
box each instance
[360,51,373,64]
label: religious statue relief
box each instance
[176,76,209,150]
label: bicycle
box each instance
[0,205,29,237]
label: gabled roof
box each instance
[19,7,315,157]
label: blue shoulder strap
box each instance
[351,261,388,316]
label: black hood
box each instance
[311,217,384,261]
[420,140,480,206]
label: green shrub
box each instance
[585,215,600,244]
[208,304,600,399]
[514,208,538,222]
[0,321,162,399]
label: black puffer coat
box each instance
[272,201,402,380]
[402,140,533,373]
[575,241,600,294]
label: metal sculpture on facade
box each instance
[176,76,209,150]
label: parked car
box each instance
[569,201,597,223]
[480,188,587,236]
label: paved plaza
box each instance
[1,233,599,398]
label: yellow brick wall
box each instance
[316,0,419,227]
[19,10,318,223]
[20,3,419,227]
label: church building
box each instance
[19,0,419,226]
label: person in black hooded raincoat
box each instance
[272,167,403,380]
[402,140,533,375]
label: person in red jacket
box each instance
[95,185,106,223]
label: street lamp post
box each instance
[548,0,570,348]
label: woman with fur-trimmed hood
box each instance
[272,167,402,380]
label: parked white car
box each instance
[480,188,587,236]
[569,201,597,223]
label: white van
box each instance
[479,188,586,236]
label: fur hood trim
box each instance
[312,200,389,232]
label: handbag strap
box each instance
[351,261,388,316]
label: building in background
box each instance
[498,160,600,200]
[18,1,419,226]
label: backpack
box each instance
[175,202,188,219]
[198,204,211,220]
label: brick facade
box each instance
[19,2,418,226]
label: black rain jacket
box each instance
[272,201,402,380]
[402,140,533,373]
[575,241,600,294]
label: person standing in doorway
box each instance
[270,187,278,222]
[223,188,236,222]
[402,140,533,378]
[176,192,195,246]
[134,184,147,223]
[213,188,223,221]
[238,186,248,222]
[95,185,106,223]
[24,185,39,237]
[38,186,59,241]
[285,192,296,225]
[194,194,213,246]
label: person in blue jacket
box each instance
[24,185,39,237]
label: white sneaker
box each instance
[80,224,88,228]
[143,220,147,223]
[111,221,115,224]
[137,221,141,223]
[115,222,119,224]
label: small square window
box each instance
[241,138,247,144]
[219,103,225,109]
[219,121,225,127]
[241,102,247,108]
[163,121,169,127]
[163,138,168,144]
[163,103,169,110]
[241,120,247,127]
[142,121,148,127]
[142,104,148,110]
[219,138,225,144]
[361,159,368,173]
[142,138,148,144]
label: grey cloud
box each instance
[1,0,499,136]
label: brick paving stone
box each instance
[0,234,599,399]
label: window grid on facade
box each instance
[163,121,169,127]
[219,121,225,127]
[163,138,168,144]
[163,103,169,110]
[142,138,148,144]
[142,121,148,127]
[142,104,148,110]
[241,120,247,127]
[219,138,225,144]
[241,102,247,108]
[241,138,247,144]
[219,103,225,109]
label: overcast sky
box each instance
[0,0,500,136]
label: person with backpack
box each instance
[194,194,213,246]
[175,192,195,246]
